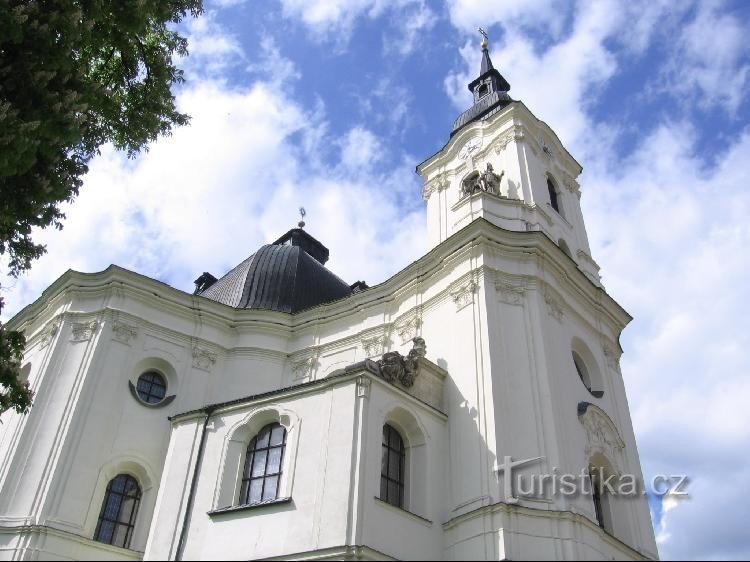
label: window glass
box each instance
[94,474,141,549]
[239,423,287,505]
[380,424,406,509]
[135,371,167,404]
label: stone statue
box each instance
[461,163,504,198]
[379,351,404,384]
[480,163,503,195]
[377,337,426,388]
[461,171,481,197]
[410,336,426,358]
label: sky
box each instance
[3,0,750,559]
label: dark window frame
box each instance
[239,422,287,506]
[135,371,167,404]
[380,424,406,509]
[547,177,560,213]
[94,474,142,549]
[590,470,607,530]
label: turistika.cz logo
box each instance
[494,456,689,502]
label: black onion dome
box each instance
[198,229,352,313]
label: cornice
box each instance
[8,220,631,355]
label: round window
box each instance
[135,371,167,404]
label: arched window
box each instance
[94,474,141,549]
[547,177,560,213]
[380,424,406,508]
[239,422,287,505]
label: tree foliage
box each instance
[0,0,203,414]
[0,294,31,416]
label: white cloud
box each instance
[447,0,573,38]
[180,10,244,78]
[655,0,750,114]
[1,19,426,322]
[278,0,436,53]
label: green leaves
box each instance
[0,293,32,416]
[0,0,203,414]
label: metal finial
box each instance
[298,207,306,229]
[478,27,489,50]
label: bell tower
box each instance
[415,30,658,560]
[418,32,601,285]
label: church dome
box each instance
[196,229,353,313]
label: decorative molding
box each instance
[70,320,98,342]
[192,346,217,372]
[423,172,449,199]
[451,280,478,312]
[356,375,371,399]
[493,123,525,152]
[291,349,320,381]
[39,317,62,349]
[495,278,527,306]
[362,334,392,358]
[543,291,564,322]
[394,310,422,344]
[601,343,621,373]
[112,321,138,346]
[541,140,554,160]
[578,402,626,468]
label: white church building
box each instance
[0,36,659,561]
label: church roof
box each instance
[197,229,353,314]
[451,32,512,137]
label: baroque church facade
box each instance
[0,36,658,561]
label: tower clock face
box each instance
[459,137,482,160]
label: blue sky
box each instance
[3,1,750,559]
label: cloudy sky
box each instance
[3,0,750,559]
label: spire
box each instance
[479,27,494,74]
[450,27,512,137]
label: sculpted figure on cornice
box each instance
[461,163,504,198]
[376,337,426,388]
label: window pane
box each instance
[248,479,263,504]
[389,450,401,480]
[243,452,255,479]
[380,477,388,501]
[110,476,126,494]
[120,497,137,524]
[103,494,123,520]
[270,425,286,447]
[267,447,282,474]
[381,445,388,474]
[256,426,271,448]
[112,524,129,548]
[388,480,401,507]
[262,476,279,501]
[96,520,115,544]
[382,425,388,445]
[123,477,139,496]
[389,427,402,451]
[251,450,268,477]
